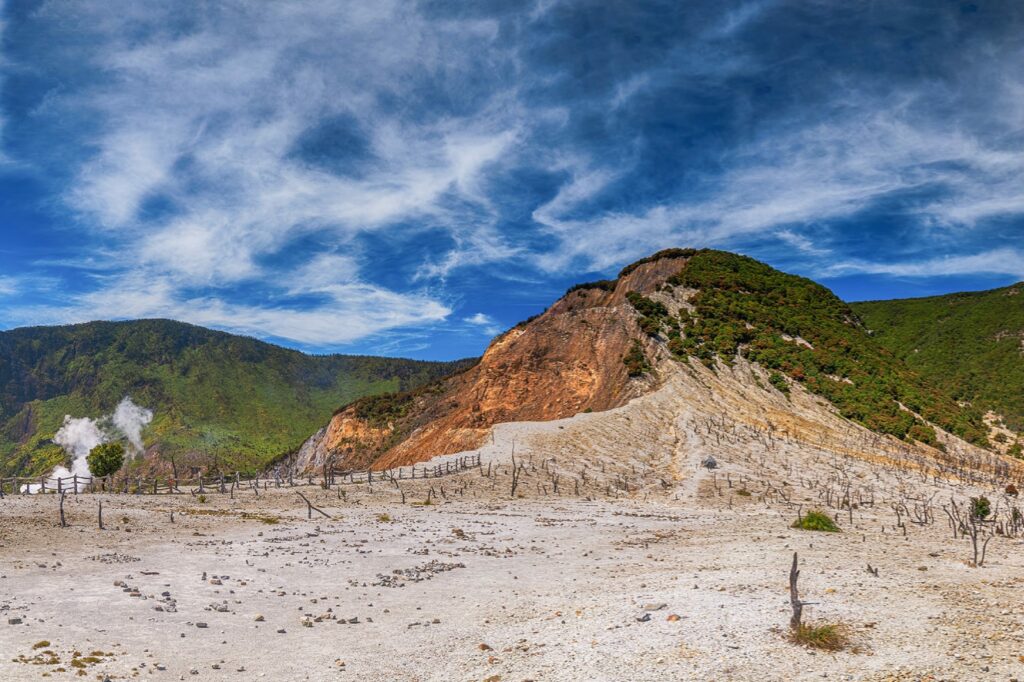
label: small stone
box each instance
[667,614,681,622]
[643,603,666,611]
[255,614,265,622]
[7,617,22,625]
[479,643,492,651]
[196,622,208,628]
[636,613,651,622]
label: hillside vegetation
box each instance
[626,250,989,448]
[852,284,1024,433]
[0,319,472,476]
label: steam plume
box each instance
[24,396,153,493]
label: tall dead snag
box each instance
[59,491,67,528]
[510,452,523,499]
[98,500,104,530]
[789,551,802,630]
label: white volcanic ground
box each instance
[2,359,1023,681]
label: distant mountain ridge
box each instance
[0,319,473,476]
[294,249,993,473]
[853,283,1024,439]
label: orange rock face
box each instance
[295,254,692,472]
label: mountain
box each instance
[0,319,473,476]
[294,249,991,473]
[853,283,1024,446]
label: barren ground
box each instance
[3,361,1024,681]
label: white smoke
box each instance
[23,396,153,493]
[112,396,154,454]
[53,415,106,477]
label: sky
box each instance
[0,0,1022,360]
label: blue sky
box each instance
[0,0,1022,360]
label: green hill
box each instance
[626,249,989,448]
[0,319,473,476]
[852,283,1024,434]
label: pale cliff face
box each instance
[294,255,692,472]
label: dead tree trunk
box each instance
[296,491,331,519]
[789,551,802,630]
[59,491,67,528]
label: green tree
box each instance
[87,442,125,477]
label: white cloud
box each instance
[820,248,1024,281]
[0,275,17,296]
[534,103,1024,273]
[7,0,520,344]
[463,312,500,335]
[2,270,451,346]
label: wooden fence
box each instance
[0,453,482,497]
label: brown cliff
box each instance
[293,251,694,472]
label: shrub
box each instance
[623,340,651,377]
[87,442,125,477]
[790,622,848,651]
[970,496,991,520]
[792,510,840,532]
[376,513,392,523]
[768,371,790,395]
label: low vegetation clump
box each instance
[376,513,392,523]
[566,279,616,295]
[768,371,790,396]
[790,622,849,651]
[792,510,840,532]
[241,512,280,525]
[970,495,991,520]
[623,340,651,377]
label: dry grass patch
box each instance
[790,622,849,651]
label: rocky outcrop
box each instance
[294,253,694,472]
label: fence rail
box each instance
[0,453,482,497]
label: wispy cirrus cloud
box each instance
[0,1,1022,357]
[820,248,1024,281]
